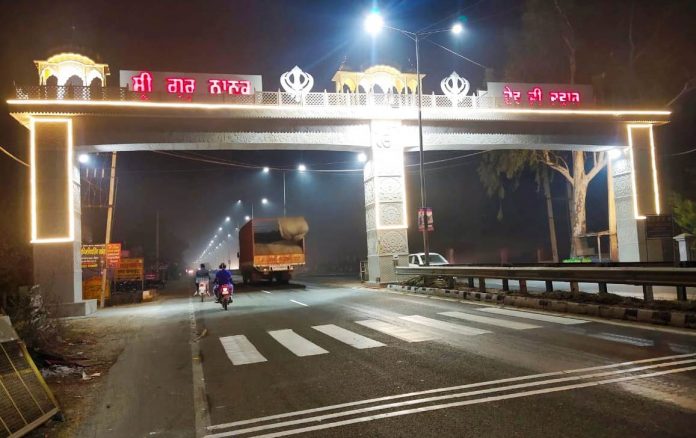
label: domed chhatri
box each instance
[34,52,110,87]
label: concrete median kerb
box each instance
[386,284,696,329]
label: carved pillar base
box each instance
[364,121,409,283]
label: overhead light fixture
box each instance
[298,164,307,172]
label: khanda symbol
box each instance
[440,71,470,105]
[280,66,314,102]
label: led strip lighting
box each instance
[29,117,75,243]
[626,124,661,219]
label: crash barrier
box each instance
[395,265,696,302]
[0,316,60,437]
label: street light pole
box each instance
[414,33,430,266]
[283,171,287,217]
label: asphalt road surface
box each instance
[78,277,696,437]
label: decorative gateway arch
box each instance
[8,53,669,316]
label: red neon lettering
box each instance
[527,87,543,105]
[503,86,521,105]
[166,77,196,98]
[207,79,252,95]
[132,72,153,100]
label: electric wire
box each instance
[667,147,696,157]
[425,39,489,70]
[0,145,29,167]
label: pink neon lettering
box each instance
[208,79,223,94]
[132,72,153,93]
[166,77,196,95]
[527,87,543,105]
[503,86,521,105]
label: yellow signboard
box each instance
[114,257,144,281]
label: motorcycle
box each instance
[218,283,233,310]
[196,279,210,302]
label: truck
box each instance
[238,216,308,284]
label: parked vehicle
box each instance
[238,217,308,284]
[218,283,233,310]
[408,252,450,267]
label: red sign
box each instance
[120,70,261,101]
[418,208,434,232]
[106,243,122,269]
[486,82,592,107]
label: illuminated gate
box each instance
[7,53,669,315]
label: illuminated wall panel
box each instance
[627,124,660,219]
[30,118,74,243]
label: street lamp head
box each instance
[364,11,384,35]
[298,163,307,172]
[357,152,368,163]
[78,153,90,164]
[244,215,251,221]
[451,22,464,34]
[218,227,222,231]
[262,166,270,173]
[225,216,230,222]
[261,198,268,205]
[608,148,624,160]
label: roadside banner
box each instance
[418,208,434,232]
[106,243,122,268]
[81,244,105,269]
[115,258,145,281]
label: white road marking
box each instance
[290,299,308,307]
[399,315,491,336]
[480,307,588,325]
[312,324,385,349]
[589,332,655,347]
[219,335,268,366]
[189,299,211,437]
[205,358,696,437]
[439,311,541,330]
[354,319,436,343]
[268,329,328,357]
[207,352,696,432]
[262,290,272,294]
[221,365,696,438]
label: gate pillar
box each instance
[30,117,95,316]
[364,120,409,283]
[612,124,663,262]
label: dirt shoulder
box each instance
[29,306,144,437]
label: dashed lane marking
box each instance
[312,324,385,349]
[219,335,268,365]
[479,307,588,325]
[290,299,308,307]
[354,319,437,342]
[268,329,328,357]
[439,311,541,330]
[399,315,491,336]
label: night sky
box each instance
[1,0,694,271]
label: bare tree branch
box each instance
[541,150,574,184]
[586,151,608,182]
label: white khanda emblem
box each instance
[440,71,470,104]
[280,66,314,102]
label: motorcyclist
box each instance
[194,263,209,296]
[214,263,233,302]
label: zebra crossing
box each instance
[215,308,602,366]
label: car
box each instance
[408,252,449,267]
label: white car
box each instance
[408,252,449,267]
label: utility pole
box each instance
[542,168,559,262]
[100,152,117,309]
[283,171,287,216]
[156,210,160,271]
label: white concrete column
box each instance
[30,117,95,316]
[612,124,663,262]
[364,120,409,283]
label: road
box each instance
[77,277,696,437]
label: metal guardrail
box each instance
[13,85,535,109]
[396,265,696,302]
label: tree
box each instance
[672,194,696,237]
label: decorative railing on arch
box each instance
[13,85,512,109]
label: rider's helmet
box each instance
[219,263,227,270]
[200,263,205,269]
